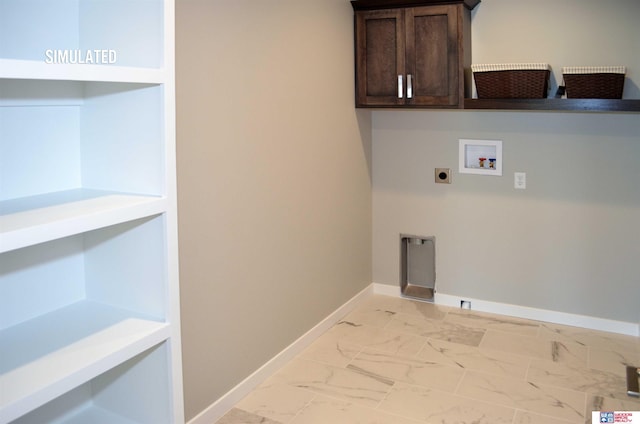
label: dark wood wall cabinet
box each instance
[351,0,640,112]
[352,0,478,108]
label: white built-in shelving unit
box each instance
[0,0,183,423]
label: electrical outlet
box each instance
[514,172,526,189]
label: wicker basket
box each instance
[472,63,550,99]
[562,66,626,99]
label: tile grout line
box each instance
[452,368,467,395]
[284,393,318,424]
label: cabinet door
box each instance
[405,5,460,107]
[355,8,405,107]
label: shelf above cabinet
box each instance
[351,0,480,11]
[0,189,167,253]
[0,301,170,423]
[464,98,640,112]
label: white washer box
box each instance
[459,139,502,176]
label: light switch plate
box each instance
[514,172,526,189]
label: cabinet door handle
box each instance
[398,75,403,99]
[407,74,413,99]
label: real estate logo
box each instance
[595,411,640,423]
[44,49,117,64]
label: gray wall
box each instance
[176,0,372,420]
[373,111,640,323]
[372,0,640,325]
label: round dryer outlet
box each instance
[435,168,451,184]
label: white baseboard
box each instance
[373,283,639,337]
[187,284,375,424]
[371,282,402,298]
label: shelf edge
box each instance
[0,306,171,423]
[0,59,166,84]
[464,98,640,112]
[0,194,168,253]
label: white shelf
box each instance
[0,301,170,423]
[55,406,139,424]
[0,190,167,254]
[1,0,182,421]
[0,59,166,84]
[0,0,164,69]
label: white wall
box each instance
[372,0,640,326]
[176,0,372,420]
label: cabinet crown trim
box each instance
[351,0,480,11]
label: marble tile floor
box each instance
[215,294,640,424]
